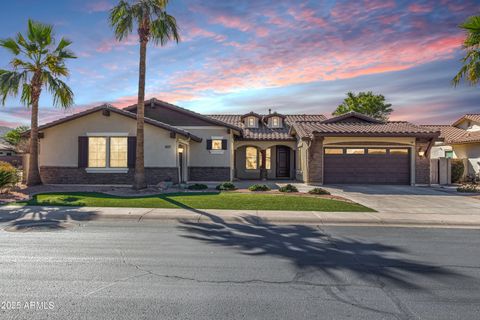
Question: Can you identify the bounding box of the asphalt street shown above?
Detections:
[1,216,480,320]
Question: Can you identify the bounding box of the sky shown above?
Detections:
[0,0,479,128]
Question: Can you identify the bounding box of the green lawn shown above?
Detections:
[15,192,374,212]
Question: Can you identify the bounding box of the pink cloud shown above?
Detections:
[86,1,113,13]
[184,27,227,42]
[288,7,327,28]
[210,14,269,37]
[408,3,433,13]
[363,0,396,11]
[96,35,138,53]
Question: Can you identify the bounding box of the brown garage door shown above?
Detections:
[324,147,411,185]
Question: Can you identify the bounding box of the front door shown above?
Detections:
[276,146,290,178]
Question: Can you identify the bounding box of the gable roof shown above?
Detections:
[322,111,385,124]
[240,111,262,120]
[292,121,440,139]
[208,114,327,140]
[452,114,480,127]
[422,125,480,144]
[27,104,202,142]
[263,112,286,120]
[124,98,241,132]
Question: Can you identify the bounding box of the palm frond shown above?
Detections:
[27,19,53,48]
[45,72,74,109]
[0,38,21,55]
[150,12,180,45]
[0,70,28,105]
[110,0,134,41]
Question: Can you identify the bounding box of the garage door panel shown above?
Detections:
[324,147,411,185]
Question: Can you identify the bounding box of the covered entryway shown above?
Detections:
[324,147,411,185]
[276,146,290,178]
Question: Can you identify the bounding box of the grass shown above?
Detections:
[13,192,374,212]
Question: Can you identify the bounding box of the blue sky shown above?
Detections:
[0,0,478,127]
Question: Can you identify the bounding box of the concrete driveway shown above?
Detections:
[324,185,480,214]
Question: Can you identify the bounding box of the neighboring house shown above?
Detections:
[425,114,480,177]
[29,98,440,185]
[0,140,16,157]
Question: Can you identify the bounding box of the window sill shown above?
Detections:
[209,150,225,155]
[85,168,129,174]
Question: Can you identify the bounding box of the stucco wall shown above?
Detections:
[430,144,453,159]
[452,144,480,174]
[39,111,178,167]
[179,127,232,167]
[456,119,480,132]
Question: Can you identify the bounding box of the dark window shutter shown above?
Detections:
[221,139,228,150]
[78,136,88,168]
[206,139,212,150]
[128,137,136,168]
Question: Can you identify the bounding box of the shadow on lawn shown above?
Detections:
[0,206,98,231]
[170,198,468,289]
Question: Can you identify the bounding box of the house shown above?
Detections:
[0,141,16,157]
[29,98,440,185]
[425,114,480,177]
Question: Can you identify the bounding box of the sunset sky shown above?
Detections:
[0,0,478,128]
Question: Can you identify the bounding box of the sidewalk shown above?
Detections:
[2,205,480,229]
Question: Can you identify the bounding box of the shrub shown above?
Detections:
[451,160,465,183]
[279,184,298,193]
[457,184,479,193]
[187,183,208,190]
[308,187,331,195]
[248,184,271,192]
[0,161,18,193]
[216,182,237,191]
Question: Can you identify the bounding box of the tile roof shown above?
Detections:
[292,121,440,139]
[452,114,480,127]
[422,125,480,144]
[0,141,15,151]
[207,114,326,140]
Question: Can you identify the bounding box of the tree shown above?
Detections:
[0,20,76,186]
[110,0,180,190]
[3,126,30,152]
[332,91,393,121]
[453,15,480,86]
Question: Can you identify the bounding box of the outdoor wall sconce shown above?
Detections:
[418,149,425,157]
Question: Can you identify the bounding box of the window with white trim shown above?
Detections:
[212,139,222,150]
[247,117,256,128]
[88,137,128,168]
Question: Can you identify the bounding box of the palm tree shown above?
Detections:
[453,15,480,86]
[110,0,180,189]
[0,19,76,186]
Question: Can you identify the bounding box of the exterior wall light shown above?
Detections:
[418,149,425,157]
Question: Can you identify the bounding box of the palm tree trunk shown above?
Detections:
[27,79,42,186]
[133,38,148,190]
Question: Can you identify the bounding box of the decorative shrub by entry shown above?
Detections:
[308,187,331,195]
[451,160,465,183]
[187,183,208,190]
[457,184,479,193]
[248,184,271,192]
[216,182,237,191]
[279,184,299,193]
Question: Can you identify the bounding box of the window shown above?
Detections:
[368,148,387,155]
[390,148,409,155]
[325,148,344,155]
[265,148,271,170]
[260,148,272,169]
[272,117,280,127]
[212,139,222,150]
[445,150,454,159]
[110,137,128,168]
[247,117,256,128]
[88,137,107,168]
[346,148,365,155]
[246,147,258,169]
[88,137,128,168]
[6,152,12,156]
